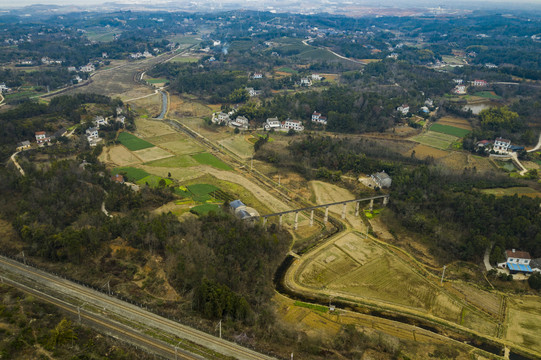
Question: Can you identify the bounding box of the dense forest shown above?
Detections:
[390,166,541,262]
[0,158,290,324]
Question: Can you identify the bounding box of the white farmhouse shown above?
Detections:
[311,111,327,125]
[397,104,409,115]
[498,249,533,274]
[282,119,304,132]
[494,137,511,152]
[230,116,249,129]
[265,117,281,131]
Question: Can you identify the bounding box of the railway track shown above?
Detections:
[0,255,277,360]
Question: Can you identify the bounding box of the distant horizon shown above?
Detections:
[2,0,541,11]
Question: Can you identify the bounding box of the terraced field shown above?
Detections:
[412,131,458,150]
[297,232,500,335]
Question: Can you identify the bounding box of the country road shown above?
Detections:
[0,255,277,360]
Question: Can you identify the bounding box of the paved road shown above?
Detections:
[527,132,541,153]
[0,255,277,360]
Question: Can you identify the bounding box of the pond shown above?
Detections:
[462,101,500,115]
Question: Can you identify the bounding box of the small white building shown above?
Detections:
[397,104,409,115]
[311,74,322,81]
[230,115,249,129]
[265,117,281,131]
[115,116,126,126]
[79,64,95,73]
[311,111,327,125]
[212,112,230,124]
[300,78,312,87]
[86,127,99,139]
[282,119,304,132]
[472,79,488,87]
[371,171,392,188]
[0,83,10,93]
[252,73,263,79]
[93,116,108,128]
[498,249,533,274]
[245,87,261,97]
[453,85,467,95]
[494,137,511,152]
[35,131,51,144]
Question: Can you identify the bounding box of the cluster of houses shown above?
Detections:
[264,117,304,132]
[452,79,488,94]
[129,51,153,59]
[86,113,126,146]
[311,111,327,125]
[476,137,524,154]
[212,112,250,130]
[16,128,68,151]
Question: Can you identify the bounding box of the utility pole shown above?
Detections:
[219,319,222,338]
[175,340,181,360]
[250,158,253,171]
[441,265,447,285]
[278,175,281,186]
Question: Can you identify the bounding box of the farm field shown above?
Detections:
[190,203,222,215]
[159,140,205,156]
[134,118,176,138]
[137,175,173,187]
[437,116,473,130]
[474,91,502,100]
[100,145,141,166]
[191,152,233,170]
[145,155,198,168]
[117,132,155,151]
[412,131,458,150]
[430,123,470,137]
[297,232,500,335]
[218,135,254,159]
[480,187,541,198]
[112,166,150,181]
[145,78,168,84]
[132,146,173,162]
[406,144,449,159]
[506,297,541,355]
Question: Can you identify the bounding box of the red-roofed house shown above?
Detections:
[111,174,125,183]
[35,131,50,144]
[498,249,533,274]
[472,79,488,87]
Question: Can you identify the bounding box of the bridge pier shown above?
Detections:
[279,215,283,229]
[324,207,329,223]
[383,196,389,206]
[310,210,314,226]
[342,203,347,219]
[294,212,299,230]
[262,217,267,228]
[369,199,374,211]
[355,201,359,216]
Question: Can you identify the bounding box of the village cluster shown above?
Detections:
[15,109,126,152]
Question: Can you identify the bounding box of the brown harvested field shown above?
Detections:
[99,145,142,166]
[132,147,174,162]
[130,93,162,117]
[405,144,449,159]
[437,116,473,130]
[145,132,186,144]
[436,151,469,169]
[158,140,205,155]
[169,95,212,117]
[134,118,176,138]
[450,283,502,318]
[297,232,499,335]
[139,164,204,182]
[310,180,366,230]
[506,297,541,355]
